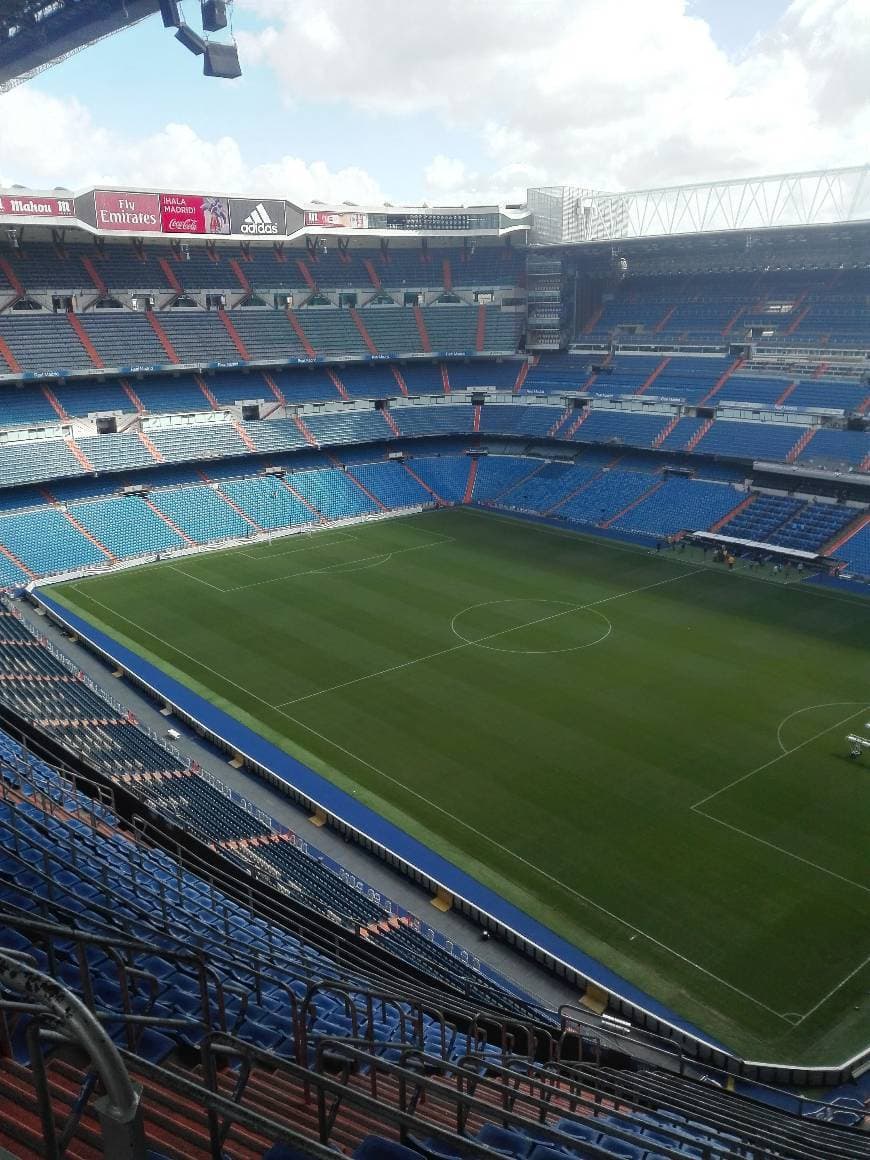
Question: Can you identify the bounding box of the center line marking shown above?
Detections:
[276,568,702,708]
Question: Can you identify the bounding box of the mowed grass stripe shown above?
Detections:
[47,508,870,1064]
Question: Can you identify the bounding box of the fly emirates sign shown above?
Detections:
[94,191,161,233]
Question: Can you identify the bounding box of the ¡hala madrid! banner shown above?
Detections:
[93,190,232,234]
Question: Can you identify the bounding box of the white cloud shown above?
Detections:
[424,155,467,193]
[1,0,868,206]
[238,0,870,196]
[0,86,385,204]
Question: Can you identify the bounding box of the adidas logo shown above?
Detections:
[240,202,278,235]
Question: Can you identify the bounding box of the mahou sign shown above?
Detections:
[160,192,230,235]
[0,194,74,217]
[94,190,161,233]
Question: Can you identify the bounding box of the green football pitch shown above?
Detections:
[46,507,870,1065]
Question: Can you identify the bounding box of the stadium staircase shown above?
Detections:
[158,257,183,293]
[652,415,680,448]
[382,409,402,437]
[229,256,252,294]
[774,380,798,405]
[214,484,264,532]
[581,305,604,333]
[600,478,665,528]
[65,438,95,472]
[709,493,755,532]
[403,462,445,504]
[513,360,530,393]
[684,418,713,452]
[0,256,25,299]
[293,413,318,446]
[328,368,351,400]
[287,308,317,356]
[720,306,745,336]
[787,427,816,462]
[564,410,590,438]
[80,254,108,297]
[542,459,614,516]
[463,457,479,503]
[143,497,195,544]
[0,334,22,374]
[296,257,317,290]
[475,305,487,351]
[193,374,219,409]
[824,510,870,556]
[698,357,745,405]
[66,312,105,368]
[363,257,382,290]
[145,310,180,363]
[350,308,379,355]
[217,307,251,359]
[120,379,146,413]
[413,306,432,353]
[635,356,671,394]
[547,406,573,438]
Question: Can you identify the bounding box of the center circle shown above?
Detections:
[450,598,612,655]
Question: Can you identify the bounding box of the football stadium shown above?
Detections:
[0,2,868,1157]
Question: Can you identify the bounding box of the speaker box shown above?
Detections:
[159,0,181,27]
[201,0,228,31]
[204,41,242,78]
[175,23,207,54]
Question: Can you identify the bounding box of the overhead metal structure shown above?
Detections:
[528,165,870,245]
[0,0,160,92]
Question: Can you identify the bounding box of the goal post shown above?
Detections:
[846,734,870,760]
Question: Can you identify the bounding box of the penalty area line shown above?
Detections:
[271,701,792,1024]
[793,953,870,1026]
[691,703,870,811]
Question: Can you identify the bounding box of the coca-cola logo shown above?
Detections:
[159,192,229,235]
[165,217,199,232]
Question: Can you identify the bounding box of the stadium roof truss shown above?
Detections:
[0,0,160,91]
[528,165,870,244]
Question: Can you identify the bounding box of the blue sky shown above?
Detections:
[2,1,867,204]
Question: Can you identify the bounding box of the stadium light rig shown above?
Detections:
[160,0,241,78]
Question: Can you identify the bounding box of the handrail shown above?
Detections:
[0,952,145,1160]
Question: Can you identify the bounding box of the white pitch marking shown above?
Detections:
[775,701,867,754]
[276,568,701,709]
[167,566,227,592]
[68,564,788,1021]
[222,538,453,593]
[793,953,870,1026]
[238,530,360,560]
[450,598,612,655]
[271,702,792,1023]
[691,703,870,812]
[692,811,870,895]
[469,507,870,610]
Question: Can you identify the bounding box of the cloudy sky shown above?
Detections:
[1,0,868,204]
